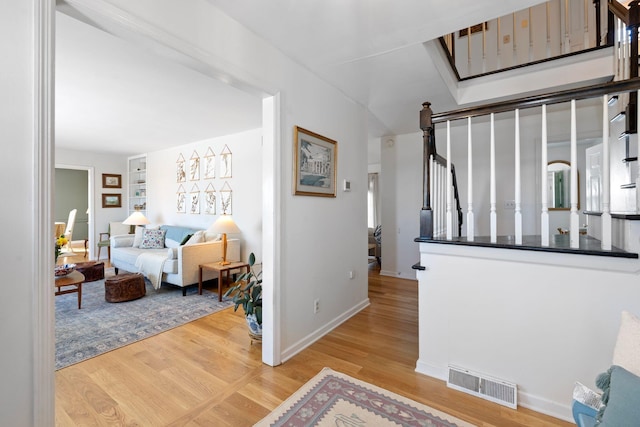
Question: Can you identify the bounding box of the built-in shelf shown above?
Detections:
[128,154,147,216]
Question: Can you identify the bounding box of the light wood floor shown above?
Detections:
[55,263,574,426]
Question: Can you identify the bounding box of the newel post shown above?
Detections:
[420,102,435,238]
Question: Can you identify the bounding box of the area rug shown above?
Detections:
[55,269,233,370]
[255,368,476,426]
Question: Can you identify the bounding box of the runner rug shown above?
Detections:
[55,268,233,370]
[255,368,476,427]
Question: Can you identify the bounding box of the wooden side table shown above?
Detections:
[55,270,85,309]
[199,261,250,301]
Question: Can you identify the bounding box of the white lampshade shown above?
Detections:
[123,211,150,226]
[210,215,240,265]
[210,215,241,234]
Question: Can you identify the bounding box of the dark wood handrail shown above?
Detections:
[609,0,629,24]
[430,77,640,124]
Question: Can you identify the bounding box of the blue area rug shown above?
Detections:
[55,270,232,370]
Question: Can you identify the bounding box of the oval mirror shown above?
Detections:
[547,160,579,210]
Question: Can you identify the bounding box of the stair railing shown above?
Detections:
[419,77,640,252]
[420,103,463,239]
[440,0,613,80]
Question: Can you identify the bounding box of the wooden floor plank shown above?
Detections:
[55,264,574,426]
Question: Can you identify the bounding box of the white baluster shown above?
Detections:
[482,23,487,74]
[541,104,549,246]
[490,113,497,243]
[467,117,475,241]
[429,155,434,235]
[584,0,589,49]
[515,109,522,244]
[602,94,612,250]
[513,12,518,65]
[637,90,640,214]
[497,17,502,69]
[564,0,570,54]
[570,100,580,248]
[467,27,472,76]
[529,8,534,62]
[446,121,452,240]
[546,2,551,58]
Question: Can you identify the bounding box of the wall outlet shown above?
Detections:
[314,298,320,314]
[348,270,354,279]
[504,200,516,209]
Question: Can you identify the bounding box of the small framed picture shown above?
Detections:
[102,173,122,189]
[102,193,122,208]
[293,126,337,197]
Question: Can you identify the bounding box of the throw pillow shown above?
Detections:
[595,365,640,426]
[166,247,178,260]
[132,226,145,248]
[139,229,166,249]
[185,230,205,246]
[204,230,221,242]
[612,311,640,378]
[180,233,193,245]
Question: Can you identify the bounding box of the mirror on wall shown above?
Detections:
[547,160,579,210]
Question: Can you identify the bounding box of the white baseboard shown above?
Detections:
[380,270,416,280]
[280,298,370,363]
[415,359,573,423]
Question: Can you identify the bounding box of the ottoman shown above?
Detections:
[105,273,146,302]
[74,261,104,282]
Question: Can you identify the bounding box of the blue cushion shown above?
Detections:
[596,365,640,426]
[159,225,200,245]
[572,401,597,427]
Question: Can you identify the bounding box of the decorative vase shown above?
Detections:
[245,313,262,339]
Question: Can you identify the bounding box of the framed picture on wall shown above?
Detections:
[293,126,337,197]
[102,193,122,208]
[102,173,122,188]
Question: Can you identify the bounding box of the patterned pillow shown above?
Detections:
[139,229,166,249]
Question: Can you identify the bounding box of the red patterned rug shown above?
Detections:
[255,368,476,426]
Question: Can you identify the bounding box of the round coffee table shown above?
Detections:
[55,270,85,309]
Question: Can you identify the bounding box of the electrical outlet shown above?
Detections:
[348,271,354,279]
[504,200,516,209]
[314,298,320,314]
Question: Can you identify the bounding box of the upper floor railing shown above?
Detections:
[419,77,640,253]
[440,0,616,80]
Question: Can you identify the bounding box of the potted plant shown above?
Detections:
[224,252,262,339]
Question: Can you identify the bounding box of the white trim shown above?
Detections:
[415,361,573,423]
[34,0,55,425]
[262,94,281,366]
[280,299,370,363]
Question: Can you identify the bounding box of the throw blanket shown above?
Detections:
[135,252,167,290]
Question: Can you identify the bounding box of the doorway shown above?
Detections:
[54,166,92,257]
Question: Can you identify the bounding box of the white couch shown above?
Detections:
[110,224,240,295]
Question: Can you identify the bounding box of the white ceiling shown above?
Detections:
[55,12,263,155]
[56,0,543,155]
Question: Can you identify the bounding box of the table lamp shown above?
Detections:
[123,211,150,226]
[210,215,240,265]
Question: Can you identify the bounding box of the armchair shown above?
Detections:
[97,221,132,260]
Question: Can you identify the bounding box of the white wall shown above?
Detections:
[416,243,640,421]
[146,129,262,261]
[1,2,49,424]
[55,148,129,259]
[89,0,370,361]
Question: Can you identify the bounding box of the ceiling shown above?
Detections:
[56,0,544,155]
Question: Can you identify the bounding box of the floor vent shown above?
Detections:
[447,365,517,409]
